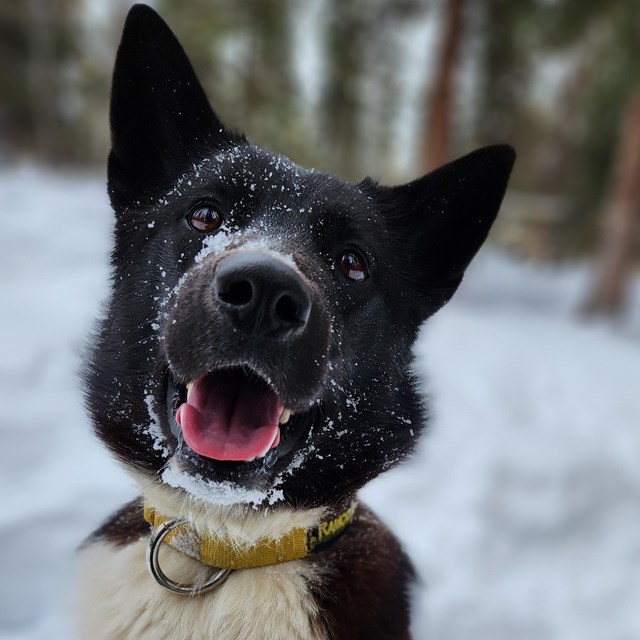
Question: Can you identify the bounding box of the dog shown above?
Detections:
[76,4,514,639]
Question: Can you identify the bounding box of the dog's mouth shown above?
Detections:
[166,367,308,468]
[175,369,291,462]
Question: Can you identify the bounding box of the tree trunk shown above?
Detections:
[320,1,364,179]
[583,88,640,316]
[421,0,465,172]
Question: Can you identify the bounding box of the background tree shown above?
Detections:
[0,0,81,162]
[472,0,537,148]
[320,0,427,179]
[421,0,465,171]
[583,89,640,314]
[536,0,640,313]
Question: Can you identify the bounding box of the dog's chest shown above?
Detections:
[76,538,327,640]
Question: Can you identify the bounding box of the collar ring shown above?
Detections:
[147,519,232,595]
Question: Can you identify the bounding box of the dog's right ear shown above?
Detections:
[108,4,240,210]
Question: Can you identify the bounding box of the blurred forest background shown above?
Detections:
[2,4,640,637]
[1,0,639,316]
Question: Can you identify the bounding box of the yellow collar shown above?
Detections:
[143,501,357,571]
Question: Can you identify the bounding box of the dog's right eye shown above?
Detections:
[186,205,223,233]
[337,249,369,282]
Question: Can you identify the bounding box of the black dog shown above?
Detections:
[76,5,514,639]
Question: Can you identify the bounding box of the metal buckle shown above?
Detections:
[147,519,231,596]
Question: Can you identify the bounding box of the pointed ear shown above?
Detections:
[108,4,241,210]
[379,145,515,314]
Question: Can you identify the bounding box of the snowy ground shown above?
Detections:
[1,166,639,639]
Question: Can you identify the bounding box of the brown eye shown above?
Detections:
[337,249,369,282]
[187,205,223,233]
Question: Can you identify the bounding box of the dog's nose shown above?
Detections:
[212,252,312,337]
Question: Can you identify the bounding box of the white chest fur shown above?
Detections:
[76,538,327,640]
[76,482,330,640]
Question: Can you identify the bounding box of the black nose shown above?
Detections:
[212,251,312,337]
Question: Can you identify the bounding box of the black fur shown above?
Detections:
[83,498,147,548]
[309,505,416,639]
[85,4,514,637]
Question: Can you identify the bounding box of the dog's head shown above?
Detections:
[86,5,514,509]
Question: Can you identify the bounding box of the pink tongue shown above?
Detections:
[176,371,282,461]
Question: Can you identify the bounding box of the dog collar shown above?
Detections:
[144,501,356,595]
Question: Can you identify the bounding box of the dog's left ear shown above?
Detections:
[376,145,515,315]
[108,5,241,210]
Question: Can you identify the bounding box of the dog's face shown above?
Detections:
[86,6,514,508]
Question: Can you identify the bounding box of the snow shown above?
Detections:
[2,166,639,639]
[161,463,276,508]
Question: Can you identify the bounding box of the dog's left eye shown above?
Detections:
[337,249,369,282]
[186,205,223,233]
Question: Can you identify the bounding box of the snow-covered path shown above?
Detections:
[1,167,639,639]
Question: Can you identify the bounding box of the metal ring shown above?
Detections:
[147,519,231,596]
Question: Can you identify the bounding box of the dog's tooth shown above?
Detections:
[186,381,193,400]
[279,408,292,425]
